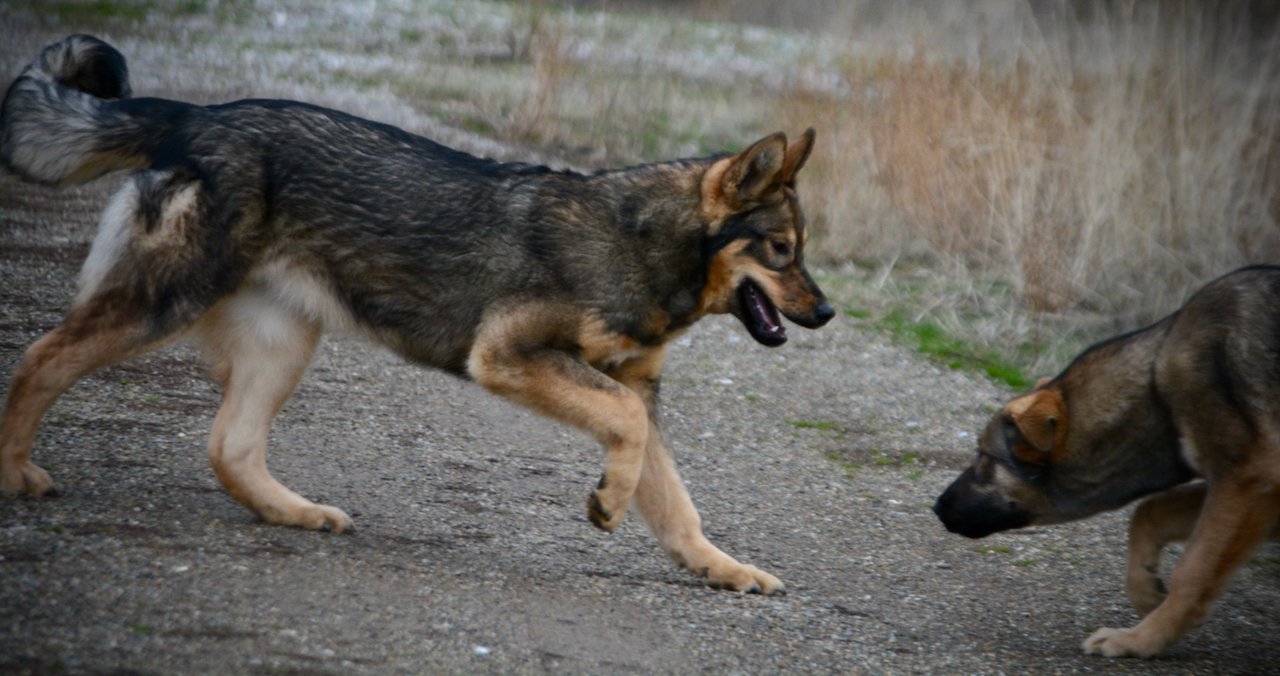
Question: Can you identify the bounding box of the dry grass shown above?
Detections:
[776,1,1280,370]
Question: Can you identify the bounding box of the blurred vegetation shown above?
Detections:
[6,0,1277,387]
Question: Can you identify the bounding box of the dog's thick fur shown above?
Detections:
[934,265,1280,656]
[0,35,834,593]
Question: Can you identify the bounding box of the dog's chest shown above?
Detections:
[1178,437,1207,476]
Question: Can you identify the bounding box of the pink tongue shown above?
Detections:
[742,281,786,344]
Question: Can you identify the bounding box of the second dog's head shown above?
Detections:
[933,387,1069,538]
[934,370,1193,539]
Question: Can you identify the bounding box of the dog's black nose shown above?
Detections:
[813,302,835,325]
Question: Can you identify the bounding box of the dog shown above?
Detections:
[0,35,834,594]
[934,264,1280,657]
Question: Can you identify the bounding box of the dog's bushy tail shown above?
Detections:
[1,35,163,186]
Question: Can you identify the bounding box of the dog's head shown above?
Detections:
[934,346,1199,539]
[933,388,1069,538]
[697,129,833,346]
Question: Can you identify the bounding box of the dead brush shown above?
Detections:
[782,3,1280,329]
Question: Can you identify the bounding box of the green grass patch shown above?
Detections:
[974,545,1012,555]
[825,452,860,479]
[870,451,919,468]
[52,0,152,23]
[787,420,841,432]
[50,0,215,23]
[880,309,1032,389]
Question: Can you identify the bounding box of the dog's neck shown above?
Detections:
[1048,320,1195,518]
[516,159,718,345]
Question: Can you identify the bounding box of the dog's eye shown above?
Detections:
[770,240,792,258]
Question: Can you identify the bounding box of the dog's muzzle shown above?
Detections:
[933,469,1032,539]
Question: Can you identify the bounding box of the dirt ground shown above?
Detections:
[1,3,1277,674]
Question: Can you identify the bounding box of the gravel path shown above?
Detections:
[2,10,1278,676]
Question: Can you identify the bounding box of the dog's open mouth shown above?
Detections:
[735,280,787,347]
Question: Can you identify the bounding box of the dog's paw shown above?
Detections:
[586,490,626,532]
[267,503,353,533]
[586,473,631,532]
[696,561,785,595]
[308,504,354,533]
[0,461,55,498]
[1082,626,1163,658]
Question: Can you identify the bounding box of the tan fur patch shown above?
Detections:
[1005,388,1068,462]
[578,313,649,372]
[698,156,736,231]
[698,240,752,313]
[1,293,151,496]
[143,181,199,246]
[196,299,350,531]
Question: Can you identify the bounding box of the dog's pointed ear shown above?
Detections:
[1003,389,1066,465]
[781,128,815,185]
[699,133,789,230]
[721,132,787,208]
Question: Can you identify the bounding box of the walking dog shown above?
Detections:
[0,35,834,593]
[934,265,1280,657]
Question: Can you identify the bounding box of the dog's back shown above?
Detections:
[1155,264,1280,475]
[1,36,715,372]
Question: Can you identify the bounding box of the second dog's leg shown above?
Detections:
[1085,471,1280,657]
[1126,483,1206,616]
[200,298,351,532]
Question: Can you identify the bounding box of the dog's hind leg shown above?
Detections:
[3,169,246,498]
[0,297,157,496]
[1125,482,1206,617]
[610,357,784,595]
[197,292,351,532]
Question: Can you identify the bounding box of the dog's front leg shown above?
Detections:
[469,317,648,532]
[1125,483,1206,616]
[1085,473,1280,658]
[611,357,784,595]
[634,421,784,594]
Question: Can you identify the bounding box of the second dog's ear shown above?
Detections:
[1003,389,1066,464]
[781,128,815,185]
